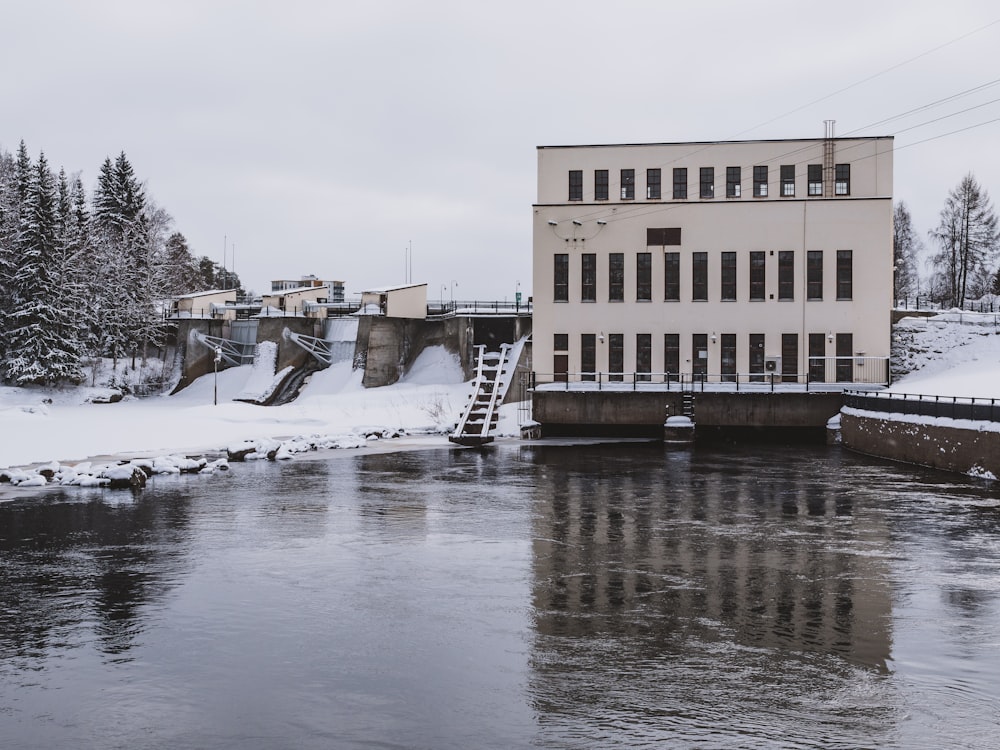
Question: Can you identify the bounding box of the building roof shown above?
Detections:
[537,135,894,150]
[361,283,428,294]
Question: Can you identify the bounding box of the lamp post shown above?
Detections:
[214,347,222,406]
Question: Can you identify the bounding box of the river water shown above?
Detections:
[2,440,999,749]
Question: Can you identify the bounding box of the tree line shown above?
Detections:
[894,173,1000,308]
[0,141,241,385]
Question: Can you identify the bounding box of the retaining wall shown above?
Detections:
[841,411,1000,477]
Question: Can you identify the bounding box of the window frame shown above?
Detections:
[778,250,794,300]
[720,251,737,301]
[664,252,680,302]
[621,169,635,200]
[594,169,609,201]
[700,167,714,199]
[581,333,596,381]
[636,252,652,301]
[780,165,795,197]
[636,333,652,382]
[609,252,624,302]
[692,251,708,301]
[753,165,768,197]
[673,167,688,199]
[807,250,823,300]
[646,168,661,200]
[726,166,741,198]
[554,254,569,302]
[664,333,680,381]
[835,164,850,195]
[581,253,596,302]
[836,250,853,299]
[720,333,737,382]
[608,334,624,382]
[568,170,583,201]
[749,251,766,300]
[807,164,823,196]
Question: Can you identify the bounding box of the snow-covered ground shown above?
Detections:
[1,345,522,472]
[889,311,1000,399]
[2,313,998,477]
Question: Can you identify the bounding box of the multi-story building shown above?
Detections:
[271,275,345,303]
[531,134,893,388]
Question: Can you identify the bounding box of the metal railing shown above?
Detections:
[843,390,1000,423]
[531,358,890,392]
[895,296,999,313]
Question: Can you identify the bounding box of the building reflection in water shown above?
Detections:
[526,442,895,742]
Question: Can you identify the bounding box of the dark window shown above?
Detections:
[781,333,798,383]
[749,251,766,300]
[554,354,568,382]
[673,168,687,199]
[647,227,681,246]
[721,251,736,301]
[581,334,596,381]
[778,251,794,300]
[692,252,708,301]
[835,164,850,195]
[837,250,853,299]
[726,166,741,198]
[646,168,661,200]
[749,333,765,382]
[636,252,652,301]
[664,252,680,301]
[609,253,624,301]
[807,250,823,300]
[595,169,609,201]
[569,170,583,201]
[780,165,795,197]
[664,334,680,380]
[836,333,853,382]
[554,254,568,302]
[581,253,596,302]
[700,167,714,198]
[753,165,768,197]
[692,333,708,378]
[636,334,651,381]
[808,333,826,382]
[721,334,736,382]
[808,164,823,196]
[554,333,568,351]
[621,169,635,200]
[609,334,624,381]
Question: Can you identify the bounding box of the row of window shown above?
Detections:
[552,332,855,382]
[568,164,851,201]
[553,250,853,303]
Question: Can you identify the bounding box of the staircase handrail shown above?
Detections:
[477,344,511,439]
[451,345,488,440]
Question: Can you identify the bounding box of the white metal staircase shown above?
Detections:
[449,344,513,446]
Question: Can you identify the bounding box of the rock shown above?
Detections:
[104,465,147,489]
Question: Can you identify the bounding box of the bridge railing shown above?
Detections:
[843,390,1000,423]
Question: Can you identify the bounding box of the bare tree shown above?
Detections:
[893,201,921,304]
[929,173,1000,308]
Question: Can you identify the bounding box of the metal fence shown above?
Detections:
[843,390,1000,423]
[531,358,890,392]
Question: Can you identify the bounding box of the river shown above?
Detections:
[2,440,999,749]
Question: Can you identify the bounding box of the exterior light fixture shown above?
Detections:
[710,333,717,343]
[827,331,834,343]
[597,219,607,225]
[572,220,583,226]
[547,220,558,226]
[598,332,605,344]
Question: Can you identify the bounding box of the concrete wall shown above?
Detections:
[532,390,843,430]
[841,412,1000,477]
[173,319,233,392]
[256,317,321,372]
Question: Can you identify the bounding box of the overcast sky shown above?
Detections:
[3,1,999,300]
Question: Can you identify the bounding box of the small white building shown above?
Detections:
[359,283,428,319]
[170,289,239,320]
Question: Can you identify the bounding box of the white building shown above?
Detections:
[531,134,894,386]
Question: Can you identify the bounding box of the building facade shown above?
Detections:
[531,136,894,386]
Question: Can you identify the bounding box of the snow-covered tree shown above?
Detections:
[928,174,1000,308]
[159,232,206,296]
[2,152,85,384]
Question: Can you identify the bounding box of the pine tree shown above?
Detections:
[2,153,84,384]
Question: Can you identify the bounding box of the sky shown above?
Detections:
[3,1,999,300]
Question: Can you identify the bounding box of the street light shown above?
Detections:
[214,347,222,405]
